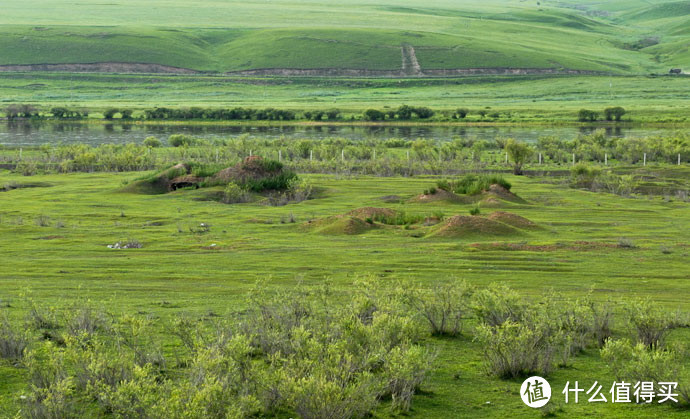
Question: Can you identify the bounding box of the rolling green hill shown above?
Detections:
[0,0,687,74]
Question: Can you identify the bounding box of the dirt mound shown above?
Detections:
[479,196,503,207]
[305,216,375,235]
[213,156,283,184]
[347,207,397,219]
[487,211,540,230]
[483,184,526,203]
[411,189,468,203]
[169,175,203,191]
[428,215,520,238]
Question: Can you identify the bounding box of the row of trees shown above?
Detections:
[578,107,627,122]
[4,104,629,122]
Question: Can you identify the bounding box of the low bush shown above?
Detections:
[223,182,252,204]
[143,136,162,148]
[624,299,676,349]
[404,281,471,336]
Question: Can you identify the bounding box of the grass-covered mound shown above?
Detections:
[307,215,376,235]
[427,215,521,239]
[122,157,297,196]
[487,211,541,230]
[416,174,526,206]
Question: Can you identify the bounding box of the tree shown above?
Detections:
[455,108,469,119]
[50,107,69,119]
[413,106,434,119]
[505,138,533,175]
[326,109,340,120]
[120,109,133,119]
[604,107,626,121]
[363,109,385,121]
[578,109,598,122]
[478,110,487,119]
[104,108,119,120]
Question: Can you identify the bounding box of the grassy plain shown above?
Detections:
[1,73,689,123]
[0,166,689,417]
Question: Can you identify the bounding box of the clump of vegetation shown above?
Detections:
[505,138,533,175]
[222,182,252,204]
[578,109,599,122]
[142,136,162,148]
[624,299,677,349]
[437,174,511,195]
[601,339,690,404]
[403,281,472,336]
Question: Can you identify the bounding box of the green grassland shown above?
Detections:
[0,165,689,417]
[1,73,689,122]
[0,0,688,73]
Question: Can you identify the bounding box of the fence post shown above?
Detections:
[279,150,282,161]
[679,153,682,166]
[643,153,646,166]
[406,150,410,160]
[215,149,219,162]
[505,152,508,164]
[572,153,575,165]
[310,150,313,161]
[373,149,376,160]
[341,149,344,162]
[605,153,608,165]
[538,153,542,165]
[19,148,23,160]
[249,150,252,157]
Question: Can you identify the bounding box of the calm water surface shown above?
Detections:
[0,121,674,146]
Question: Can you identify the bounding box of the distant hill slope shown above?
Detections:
[0,0,687,75]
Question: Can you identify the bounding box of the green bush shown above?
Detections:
[223,182,252,204]
[624,299,676,349]
[143,137,162,148]
[404,281,471,336]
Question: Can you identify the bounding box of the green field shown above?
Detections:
[1,163,689,417]
[1,73,689,123]
[0,0,688,73]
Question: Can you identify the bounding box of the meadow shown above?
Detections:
[1,142,689,417]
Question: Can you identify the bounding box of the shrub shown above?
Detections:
[505,138,533,175]
[604,106,626,121]
[469,206,481,216]
[168,134,198,147]
[223,182,252,204]
[475,320,559,378]
[383,345,435,413]
[103,108,118,120]
[404,281,471,336]
[143,137,162,148]
[578,109,598,122]
[601,339,689,403]
[454,108,468,119]
[0,314,29,360]
[624,299,675,349]
[363,109,385,121]
[472,284,526,326]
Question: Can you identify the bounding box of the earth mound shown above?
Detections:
[482,184,526,203]
[411,189,468,203]
[347,207,398,219]
[305,216,375,235]
[213,156,284,185]
[428,215,520,238]
[487,211,540,230]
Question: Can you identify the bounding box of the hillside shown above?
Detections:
[0,0,688,75]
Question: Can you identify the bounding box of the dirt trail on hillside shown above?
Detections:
[401,44,423,76]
